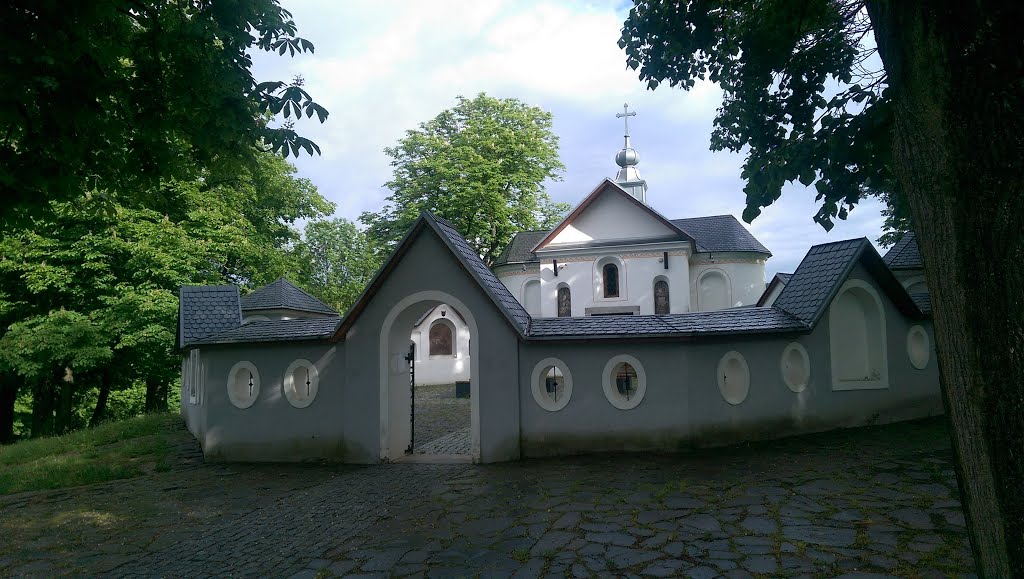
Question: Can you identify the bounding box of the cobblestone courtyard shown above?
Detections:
[413,383,471,455]
[0,417,974,577]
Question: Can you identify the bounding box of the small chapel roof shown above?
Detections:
[191,317,339,346]
[528,307,807,340]
[882,232,923,270]
[240,277,338,316]
[178,285,242,347]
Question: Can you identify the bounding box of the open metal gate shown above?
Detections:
[404,343,415,454]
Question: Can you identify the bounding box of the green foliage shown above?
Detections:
[0,312,111,380]
[619,0,896,232]
[292,218,382,314]
[361,93,569,265]
[0,413,175,494]
[0,0,328,225]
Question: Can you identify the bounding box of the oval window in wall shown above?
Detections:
[283,359,320,408]
[780,343,810,393]
[530,358,573,412]
[907,325,930,370]
[227,361,260,409]
[717,351,750,405]
[602,354,647,410]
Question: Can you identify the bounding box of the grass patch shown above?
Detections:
[0,413,177,495]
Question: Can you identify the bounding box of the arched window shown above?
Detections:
[654,279,670,315]
[603,263,619,298]
[429,321,454,356]
[557,286,571,317]
[829,280,888,390]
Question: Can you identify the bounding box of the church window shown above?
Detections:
[283,359,319,408]
[717,351,750,405]
[654,279,670,314]
[603,263,620,298]
[227,361,260,409]
[531,357,573,412]
[557,286,571,317]
[829,279,888,390]
[907,325,930,370]
[429,320,455,357]
[602,354,647,410]
[780,343,810,393]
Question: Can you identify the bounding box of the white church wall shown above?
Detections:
[761,281,786,307]
[689,255,767,311]
[494,268,541,316]
[546,192,677,246]
[410,304,471,385]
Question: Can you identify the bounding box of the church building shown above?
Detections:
[177,106,939,464]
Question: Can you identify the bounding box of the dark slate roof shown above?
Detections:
[178,286,242,347]
[528,307,807,339]
[776,273,793,285]
[240,277,338,315]
[882,232,923,270]
[910,292,931,315]
[492,230,548,266]
[193,317,340,346]
[670,215,771,255]
[429,214,531,334]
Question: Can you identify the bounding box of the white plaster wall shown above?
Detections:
[495,268,541,316]
[761,282,785,307]
[538,251,691,317]
[689,255,768,311]
[409,304,471,385]
[547,193,676,246]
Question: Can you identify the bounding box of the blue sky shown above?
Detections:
[251,0,887,279]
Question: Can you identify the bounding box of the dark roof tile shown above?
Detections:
[240,278,338,315]
[179,286,242,347]
[882,232,923,269]
[528,307,807,339]
[193,317,340,346]
[670,215,771,255]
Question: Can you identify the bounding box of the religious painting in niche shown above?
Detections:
[429,322,454,356]
[603,263,619,298]
[654,280,670,314]
[543,366,564,402]
[613,362,638,399]
[557,286,571,317]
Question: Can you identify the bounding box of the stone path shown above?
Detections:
[0,418,975,577]
[413,383,470,455]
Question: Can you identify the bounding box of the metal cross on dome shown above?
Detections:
[616,103,636,138]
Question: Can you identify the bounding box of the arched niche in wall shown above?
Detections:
[594,256,627,300]
[523,279,541,317]
[283,359,320,408]
[717,351,750,405]
[780,343,810,393]
[653,276,670,315]
[227,361,260,409]
[428,318,457,357]
[697,269,731,312]
[907,325,930,370]
[557,283,572,317]
[829,279,888,390]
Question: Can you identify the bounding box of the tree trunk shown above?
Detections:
[144,376,167,413]
[90,380,111,427]
[55,377,75,434]
[0,374,18,444]
[867,1,1024,574]
[30,380,55,438]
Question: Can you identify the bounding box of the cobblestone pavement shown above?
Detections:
[0,418,974,577]
[414,383,470,454]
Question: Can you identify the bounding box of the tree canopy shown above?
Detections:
[291,218,381,314]
[361,93,569,265]
[0,0,328,225]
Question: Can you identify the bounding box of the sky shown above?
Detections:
[251,0,887,279]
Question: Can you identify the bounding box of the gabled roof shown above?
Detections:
[756,272,793,307]
[910,292,931,315]
[530,179,696,252]
[882,232,923,270]
[492,230,549,267]
[773,238,925,326]
[240,277,338,316]
[670,215,772,255]
[178,285,242,348]
[192,317,339,346]
[332,212,530,340]
[528,307,807,340]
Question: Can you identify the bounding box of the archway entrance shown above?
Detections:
[379,291,479,462]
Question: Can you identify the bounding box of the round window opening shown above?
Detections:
[530,358,573,412]
[781,343,810,393]
[227,361,260,409]
[907,325,930,370]
[602,355,647,410]
[717,351,750,405]
[283,359,320,408]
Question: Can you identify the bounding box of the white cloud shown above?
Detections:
[253,0,887,280]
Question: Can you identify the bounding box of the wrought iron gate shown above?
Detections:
[404,343,415,454]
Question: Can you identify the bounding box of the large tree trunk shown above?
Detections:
[0,374,18,444]
[30,380,55,438]
[868,1,1024,574]
[144,376,167,413]
[90,381,111,427]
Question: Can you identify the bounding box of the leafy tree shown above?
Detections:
[0,0,328,225]
[291,219,381,314]
[620,0,1024,572]
[361,93,569,265]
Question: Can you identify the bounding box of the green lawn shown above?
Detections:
[0,413,177,495]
